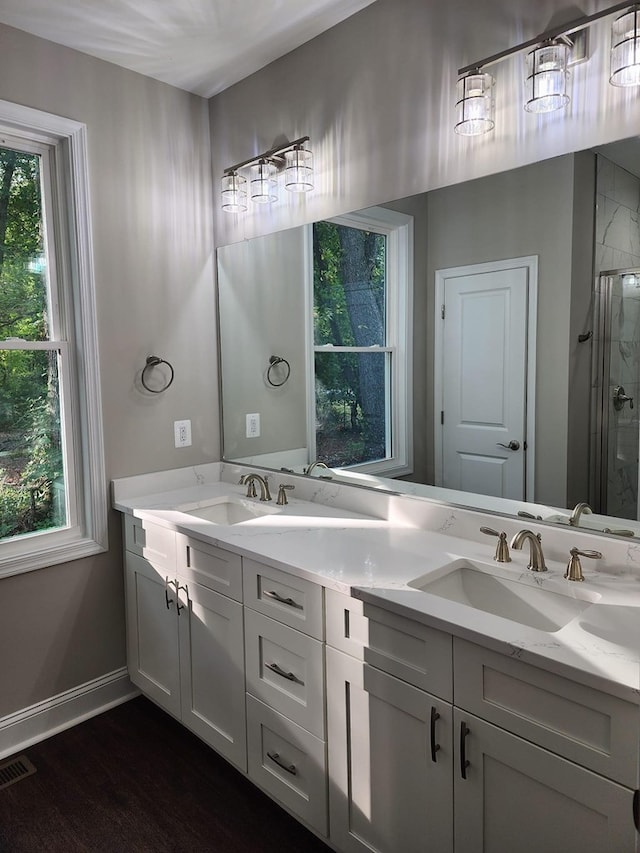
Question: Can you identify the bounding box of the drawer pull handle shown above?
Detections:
[267,751,297,776]
[264,590,303,609]
[633,789,639,832]
[460,721,470,780]
[430,706,441,763]
[265,662,304,685]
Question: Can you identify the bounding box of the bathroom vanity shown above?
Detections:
[112,463,640,853]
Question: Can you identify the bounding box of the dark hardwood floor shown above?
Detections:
[0,696,331,853]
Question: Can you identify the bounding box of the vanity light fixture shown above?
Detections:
[456,1,640,136]
[454,70,495,136]
[524,39,570,113]
[610,5,640,86]
[221,136,313,213]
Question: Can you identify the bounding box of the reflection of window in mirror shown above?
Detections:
[310,207,412,478]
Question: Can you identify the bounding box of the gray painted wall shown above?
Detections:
[0,24,216,718]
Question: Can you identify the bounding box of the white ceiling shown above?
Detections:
[0,0,377,98]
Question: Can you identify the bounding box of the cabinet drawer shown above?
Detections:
[176,534,242,601]
[454,638,640,788]
[325,588,370,659]
[363,603,453,701]
[245,608,325,738]
[243,558,323,639]
[124,515,176,570]
[246,695,328,838]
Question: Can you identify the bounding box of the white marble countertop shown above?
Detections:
[112,464,640,705]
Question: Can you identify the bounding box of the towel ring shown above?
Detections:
[141,355,174,393]
[267,355,291,387]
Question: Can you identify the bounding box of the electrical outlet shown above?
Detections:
[174,419,192,448]
[246,413,260,438]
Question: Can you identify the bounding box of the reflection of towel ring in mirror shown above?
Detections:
[141,355,174,393]
[267,355,291,387]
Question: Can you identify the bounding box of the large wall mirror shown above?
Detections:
[217,135,640,538]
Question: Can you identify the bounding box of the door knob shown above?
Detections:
[496,440,520,451]
[613,385,634,411]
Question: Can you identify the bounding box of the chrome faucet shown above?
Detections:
[569,502,592,527]
[304,460,330,476]
[242,473,272,502]
[510,529,547,572]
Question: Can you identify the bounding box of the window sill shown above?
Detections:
[0,534,108,579]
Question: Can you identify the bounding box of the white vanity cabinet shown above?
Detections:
[243,558,329,837]
[326,589,640,853]
[326,590,454,853]
[452,638,640,853]
[124,516,247,771]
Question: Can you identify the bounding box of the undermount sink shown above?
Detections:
[177,496,280,525]
[409,560,601,633]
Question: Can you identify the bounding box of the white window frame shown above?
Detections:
[0,100,107,577]
[306,207,413,478]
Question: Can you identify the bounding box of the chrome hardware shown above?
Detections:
[518,510,542,520]
[569,502,592,527]
[277,483,294,505]
[496,440,520,451]
[263,590,303,609]
[243,473,272,501]
[460,721,470,780]
[565,547,602,582]
[613,385,634,411]
[267,751,297,776]
[165,577,175,610]
[480,527,511,562]
[265,662,303,684]
[430,706,441,763]
[603,527,634,536]
[511,529,547,572]
[304,460,330,475]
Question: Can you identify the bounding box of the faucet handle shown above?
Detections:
[277,484,294,505]
[565,547,602,582]
[480,527,511,563]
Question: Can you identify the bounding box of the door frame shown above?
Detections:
[434,256,538,502]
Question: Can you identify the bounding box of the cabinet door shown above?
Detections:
[178,578,247,771]
[125,553,180,717]
[453,709,638,853]
[327,647,453,853]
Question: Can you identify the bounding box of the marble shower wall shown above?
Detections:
[595,156,640,519]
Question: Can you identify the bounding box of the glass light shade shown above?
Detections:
[524,41,570,113]
[610,8,640,87]
[250,160,277,203]
[284,145,314,192]
[221,172,247,213]
[454,72,495,136]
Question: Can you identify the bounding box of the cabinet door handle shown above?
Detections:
[264,590,303,609]
[460,721,470,780]
[430,706,441,763]
[267,751,297,776]
[176,583,188,615]
[633,789,639,832]
[265,662,304,685]
[165,577,176,610]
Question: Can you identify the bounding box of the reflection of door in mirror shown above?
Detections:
[596,270,640,521]
[434,258,537,502]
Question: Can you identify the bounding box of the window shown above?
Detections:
[0,101,106,576]
[309,207,412,477]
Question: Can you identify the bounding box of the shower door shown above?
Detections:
[595,269,640,520]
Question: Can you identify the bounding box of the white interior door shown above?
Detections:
[435,258,536,501]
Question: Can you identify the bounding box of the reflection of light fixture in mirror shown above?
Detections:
[524,40,570,113]
[610,6,640,86]
[284,144,314,192]
[250,160,277,204]
[622,272,640,287]
[220,171,247,213]
[454,71,495,135]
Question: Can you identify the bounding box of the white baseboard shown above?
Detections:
[0,667,139,759]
